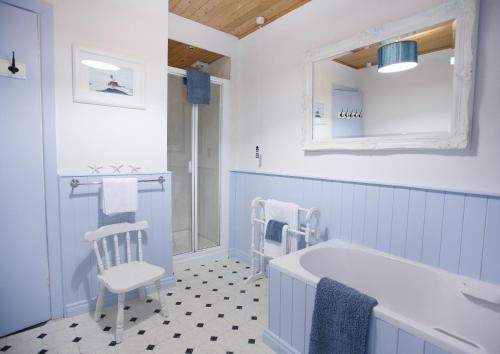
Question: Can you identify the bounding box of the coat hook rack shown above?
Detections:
[7,51,19,75]
[337,107,363,119]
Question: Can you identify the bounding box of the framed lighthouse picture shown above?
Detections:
[72,45,145,109]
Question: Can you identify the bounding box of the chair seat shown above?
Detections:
[98,261,165,293]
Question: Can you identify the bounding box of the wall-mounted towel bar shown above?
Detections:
[70,176,165,189]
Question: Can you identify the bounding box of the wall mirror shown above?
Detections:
[303,0,479,151]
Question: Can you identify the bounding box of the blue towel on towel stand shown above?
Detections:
[309,277,377,354]
[186,69,210,104]
[265,219,287,243]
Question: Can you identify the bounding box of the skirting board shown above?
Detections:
[64,275,175,318]
[228,248,251,265]
[173,247,229,273]
[263,328,301,354]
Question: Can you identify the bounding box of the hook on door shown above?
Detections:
[8,51,19,74]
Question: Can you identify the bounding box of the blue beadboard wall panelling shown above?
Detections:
[58,173,173,317]
[268,267,281,334]
[318,180,334,241]
[390,188,410,257]
[439,193,465,273]
[376,186,394,253]
[351,184,367,245]
[421,191,445,267]
[397,329,424,354]
[279,273,293,344]
[371,319,399,354]
[405,189,426,262]
[459,195,487,278]
[340,182,355,242]
[230,171,500,287]
[424,342,451,354]
[481,197,500,284]
[291,278,307,353]
[304,285,316,354]
[363,185,380,249]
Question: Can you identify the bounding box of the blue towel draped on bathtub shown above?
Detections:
[186,69,210,104]
[265,219,287,243]
[309,277,377,354]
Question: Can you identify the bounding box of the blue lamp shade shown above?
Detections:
[377,41,418,73]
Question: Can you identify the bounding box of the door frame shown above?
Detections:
[167,66,231,262]
[2,0,62,319]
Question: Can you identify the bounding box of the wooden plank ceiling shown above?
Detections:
[334,20,455,70]
[168,39,224,70]
[169,0,311,39]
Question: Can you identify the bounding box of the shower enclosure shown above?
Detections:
[168,70,222,255]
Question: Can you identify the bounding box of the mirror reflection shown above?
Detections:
[313,20,456,140]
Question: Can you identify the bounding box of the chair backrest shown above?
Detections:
[84,221,148,274]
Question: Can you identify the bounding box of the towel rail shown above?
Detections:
[246,197,321,284]
[70,176,165,188]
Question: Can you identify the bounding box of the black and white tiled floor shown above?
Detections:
[0,258,273,354]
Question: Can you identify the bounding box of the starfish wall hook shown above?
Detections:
[128,165,142,173]
[88,164,103,174]
[109,164,124,173]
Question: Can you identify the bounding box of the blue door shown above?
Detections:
[0,2,52,336]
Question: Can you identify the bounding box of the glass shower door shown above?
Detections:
[168,72,221,255]
[196,82,221,251]
[168,74,193,255]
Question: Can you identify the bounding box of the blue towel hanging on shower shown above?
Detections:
[186,69,210,105]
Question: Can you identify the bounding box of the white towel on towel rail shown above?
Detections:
[264,199,299,257]
[101,177,138,215]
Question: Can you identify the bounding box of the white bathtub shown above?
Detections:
[270,239,500,354]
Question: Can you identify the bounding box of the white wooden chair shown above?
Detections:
[84,221,168,343]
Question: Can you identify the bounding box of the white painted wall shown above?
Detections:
[48,0,169,175]
[231,0,500,195]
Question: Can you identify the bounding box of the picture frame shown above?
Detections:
[72,45,145,109]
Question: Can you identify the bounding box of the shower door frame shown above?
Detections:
[168,66,230,260]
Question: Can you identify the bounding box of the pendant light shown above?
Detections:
[377,40,418,73]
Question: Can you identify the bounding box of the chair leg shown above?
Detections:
[139,286,146,301]
[115,293,125,343]
[155,280,168,317]
[94,282,105,322]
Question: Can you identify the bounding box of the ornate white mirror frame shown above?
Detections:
[302,0,479,151]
